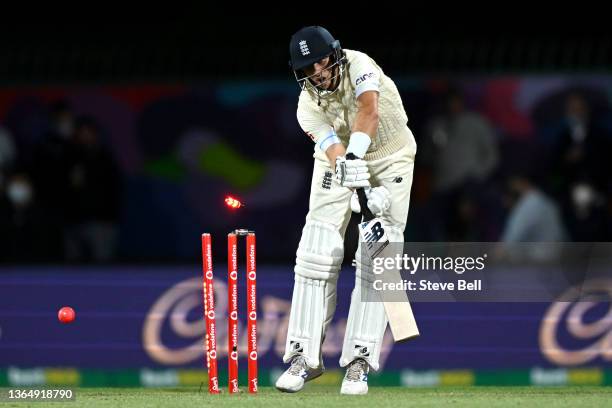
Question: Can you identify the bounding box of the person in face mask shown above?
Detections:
[0,171,63,262]
[548,92,612,241]
[564,180,609,241]
[6,174,33,210]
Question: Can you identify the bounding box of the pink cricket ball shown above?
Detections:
[58,306,76,324]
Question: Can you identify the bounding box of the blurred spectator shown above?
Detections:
[548,92,612,241]
[420,88,500,240]
[0,171,62,262]
[64,116,121,263]
[550,92,611,192]
[30,100,76,221]
[1,78,610,263]
[565,180,609,241]
[501,173,567,243]
[422,88,499,192]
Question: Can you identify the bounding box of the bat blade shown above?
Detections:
[383,297,420,342]
[359,217,420,342]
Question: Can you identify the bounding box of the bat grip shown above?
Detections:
[346,153,375,222]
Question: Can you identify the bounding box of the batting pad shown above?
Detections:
[283,275,338,369]
[294,220,344,280]
[284,220,343,368]
[340,226,404,371]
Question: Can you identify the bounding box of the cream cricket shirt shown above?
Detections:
[297,49,417,162]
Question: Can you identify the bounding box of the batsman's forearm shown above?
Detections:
[352,108,379,140]
[325,143,346,169]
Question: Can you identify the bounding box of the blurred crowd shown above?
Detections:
[1,86,611,265]
[0,101,121,263]
[410,88,612,243]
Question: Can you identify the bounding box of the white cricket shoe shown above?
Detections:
[275,355,324,393]
[340,358,369,395]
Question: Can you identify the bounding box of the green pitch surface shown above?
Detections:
[19,385,612,407]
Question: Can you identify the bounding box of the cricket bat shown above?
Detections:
[347,154,420,342]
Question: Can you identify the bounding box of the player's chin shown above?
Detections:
[318,81,332,91]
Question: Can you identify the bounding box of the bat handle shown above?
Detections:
[346,153,375,222]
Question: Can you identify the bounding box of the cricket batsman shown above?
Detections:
[275,26,417,395]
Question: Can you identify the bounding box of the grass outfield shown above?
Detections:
[14,385,612,407]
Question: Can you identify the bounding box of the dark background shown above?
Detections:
[0,9,611,265]
[2,8,612,81]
